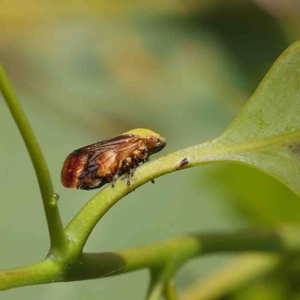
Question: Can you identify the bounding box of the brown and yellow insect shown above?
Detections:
[61,128,166,190]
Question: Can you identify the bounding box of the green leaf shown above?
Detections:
[232,279,288,300]
[212,41,300,196]
[206,163,300,224]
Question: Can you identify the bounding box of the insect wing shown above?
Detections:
[62,130,166,190]
[61,134,142,189]
[73,134,139,155]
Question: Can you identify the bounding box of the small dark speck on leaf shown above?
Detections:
[179,158,189,168]
[287,141,300,154]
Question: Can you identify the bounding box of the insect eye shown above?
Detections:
[146,134,158,147]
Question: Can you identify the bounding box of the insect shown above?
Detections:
[61,128,166,190]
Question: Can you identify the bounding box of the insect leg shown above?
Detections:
[129,167,135,176]
[126,173,131,185]
[111,173,119,188]
[133,149,148,161]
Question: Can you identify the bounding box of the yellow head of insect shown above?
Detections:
[123,128,166,154]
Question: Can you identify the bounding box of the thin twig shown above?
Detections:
[0,65,66,252]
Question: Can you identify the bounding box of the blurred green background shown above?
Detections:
[1,0,300,299]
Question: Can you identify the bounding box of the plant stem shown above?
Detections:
[180,254,280,300]
[1,227,300,291]
[65,227,299,282]
[163,280,179,300]
[0,65,66,253]
[147,267,177,300]
[0,260,62,291]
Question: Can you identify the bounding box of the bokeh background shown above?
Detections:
[1,1,300,299]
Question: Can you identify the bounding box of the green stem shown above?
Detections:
[0,65,66,252]
[180,254,280,300]
[0,260,62,291]
[65,227,300,282]
[147,267,177,300]
[163,280,179,300]
[1,227,300,291]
